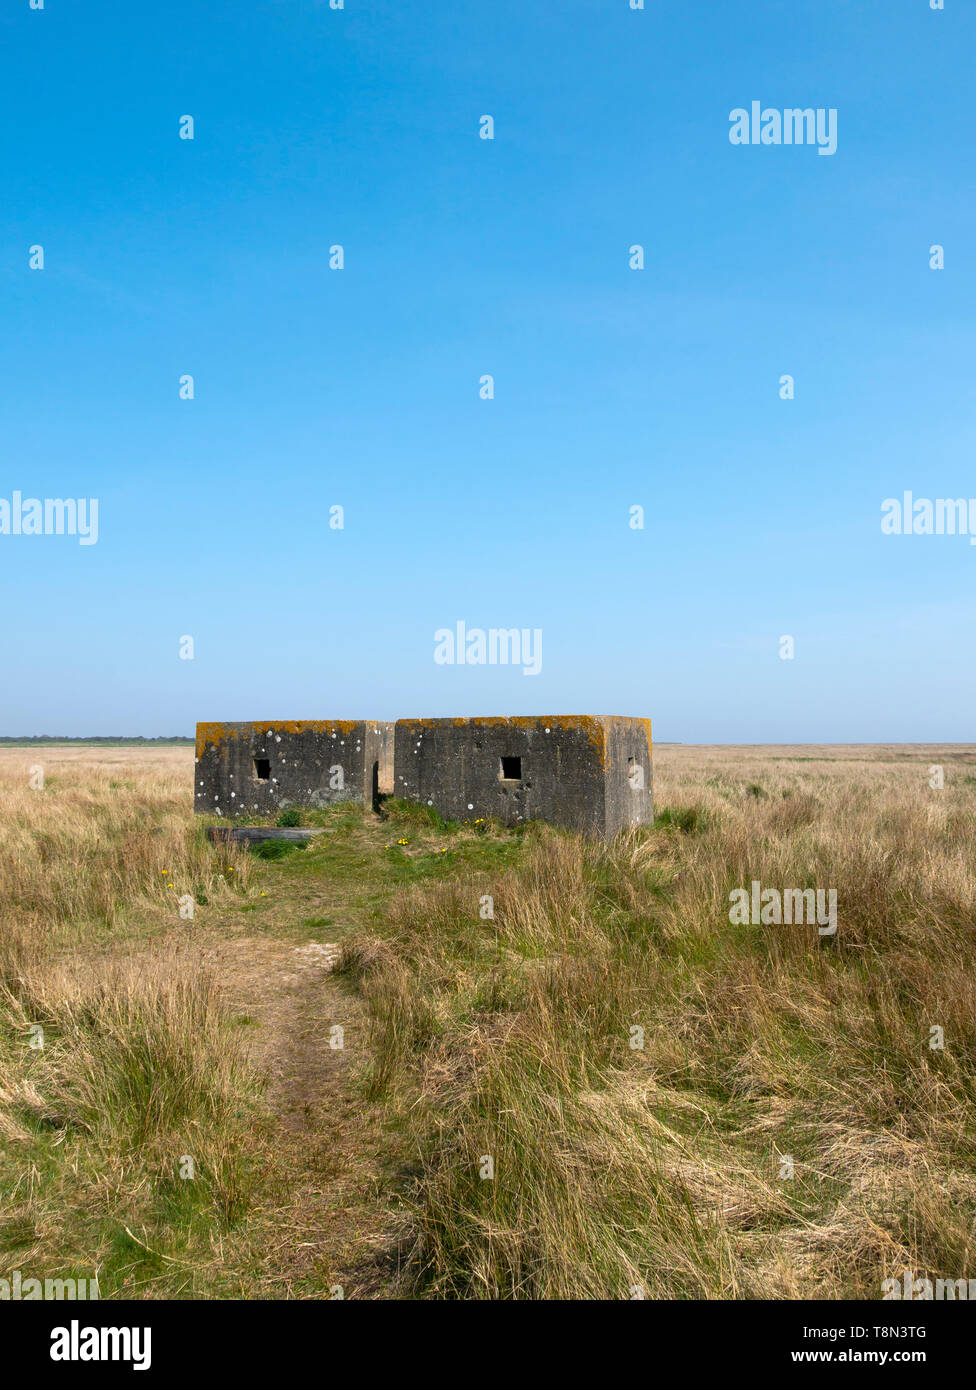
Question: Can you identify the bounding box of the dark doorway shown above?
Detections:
[371,759,381,813]
[253,757,271,780]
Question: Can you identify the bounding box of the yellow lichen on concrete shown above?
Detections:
[195,722,235,758]
[195,719,363,758]
[397,715,607,751]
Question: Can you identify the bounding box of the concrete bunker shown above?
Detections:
[195,715,652,839]
[194,721,394,817]
[392,716,652,837]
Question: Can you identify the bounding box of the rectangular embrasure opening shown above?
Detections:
[253,757,271,781]
[500,755,522,781]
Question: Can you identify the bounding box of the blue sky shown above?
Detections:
[1,0,973,741]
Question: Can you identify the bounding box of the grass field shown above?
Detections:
[2,742,975,1299]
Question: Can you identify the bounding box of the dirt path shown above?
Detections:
[197,925,396,1298]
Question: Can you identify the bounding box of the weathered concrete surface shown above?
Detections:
[600,715,654,836]
[392,715,652,838]
[195,721,372,817]
[195,715,652,839]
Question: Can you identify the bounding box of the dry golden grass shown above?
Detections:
[3,742,975,1300]
[341,744,976,1298]
[0,747,267,1297]
[0,746,247,960]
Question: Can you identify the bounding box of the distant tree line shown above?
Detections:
[0,736,193,744]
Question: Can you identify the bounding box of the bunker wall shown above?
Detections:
[394,716,620,835]
[195,721,370,815]
[601,716,654,837]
